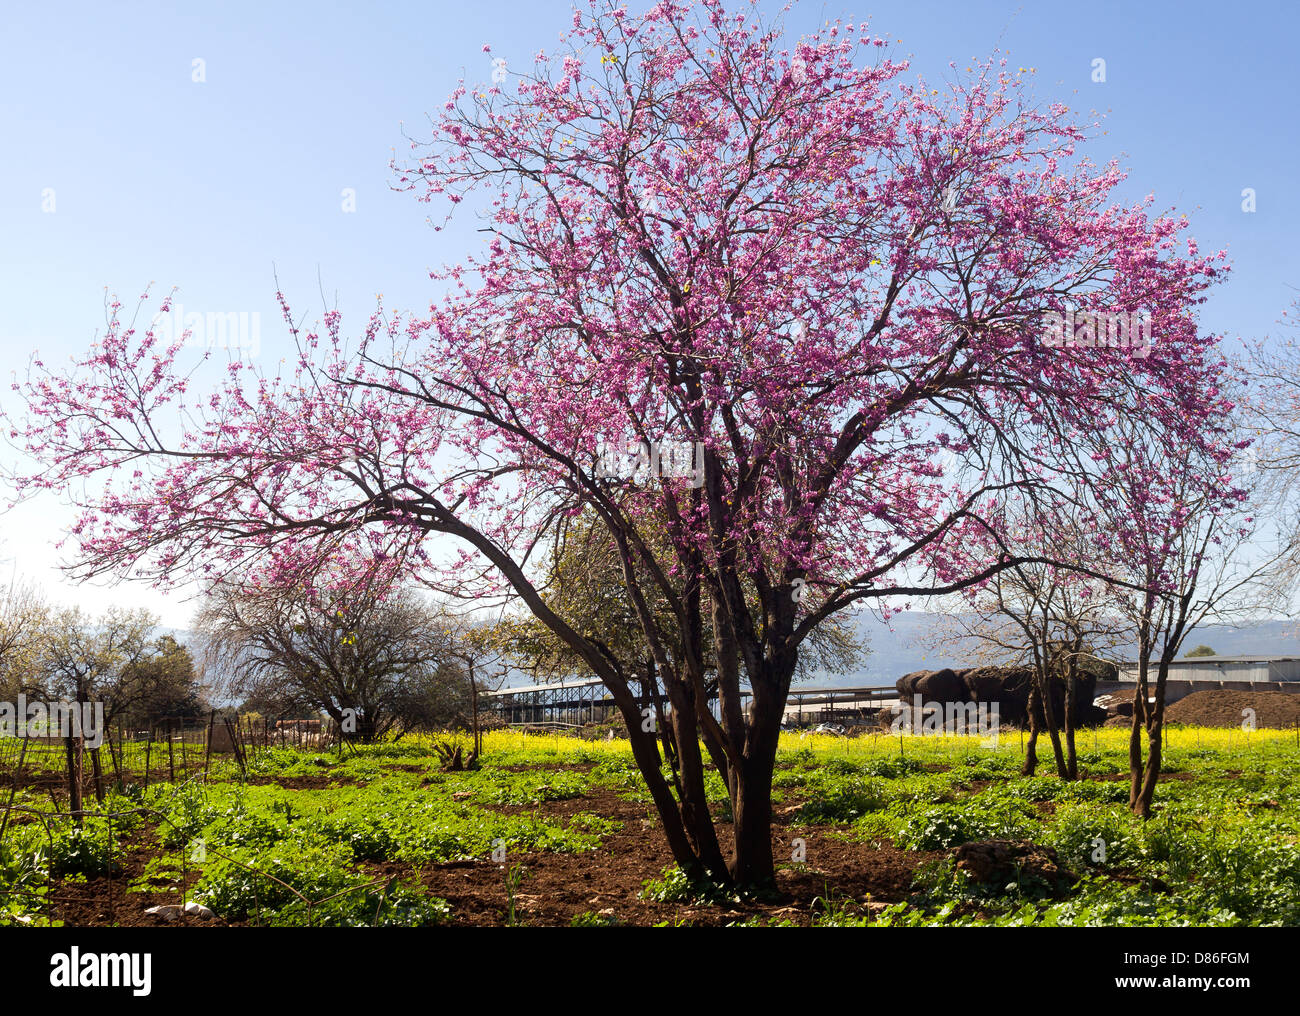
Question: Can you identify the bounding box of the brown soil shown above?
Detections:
[29,780,939,928]
[362,787,939,926]
[28,755,1176,928]
[36,828,242,928]
[1165,690,1300,729]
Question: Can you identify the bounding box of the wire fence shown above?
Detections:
[0,793,394,927]
[0,714,348,808]
[0,716,383,928]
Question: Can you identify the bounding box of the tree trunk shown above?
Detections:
[1037,670,1069,779]
[90,746,105,804]
[65,735,83,826]
[1131,655,1169,818]
[1063,661,1078,781]
[728,682,783,886]
[1133,722,1162,818]
[663,683,729,882]
[618,691,722,885]
[468,662,481,760]
[730,756,775,887]
[1128,678,1148,810]
[1022,684,1040,776]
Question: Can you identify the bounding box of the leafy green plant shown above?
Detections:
[638,864,763,906]
[48,824,120,878]
[797,776,890,823]
[0,842,51,925]
[894,801,1035,850]
[504,863,530,926]
[570,909,620,927]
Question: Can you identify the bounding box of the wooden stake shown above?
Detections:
[90,746,105,804]
[204,709,216,782]
[65,734,83,826]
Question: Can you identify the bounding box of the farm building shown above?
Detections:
[484,678,898,729]
[483,677,687,727]
[1102,655,1300,705]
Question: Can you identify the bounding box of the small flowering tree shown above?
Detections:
[7,0,1237,884]
[1076,414,1274,816]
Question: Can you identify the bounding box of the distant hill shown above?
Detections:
[794,611,1300,689]
[795,610,977,688]
[179,612,1300,697]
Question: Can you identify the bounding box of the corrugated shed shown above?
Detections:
[1115,656,1300,683]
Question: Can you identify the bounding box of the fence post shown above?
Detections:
[143,735,152,791]
[90,745,105,804]
[64,734,84,826]
[204,709,216,782]
[167,720,176,783]
[225,719,246,776]
[180,828,187,921]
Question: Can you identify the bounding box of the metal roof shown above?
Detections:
[485,680,896,698]
[1116,655,1300,665]
[484,676,606,697]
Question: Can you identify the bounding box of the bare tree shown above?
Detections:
[990,559,1119,779]
[195,569,473,742]
[0,575,47,701]
[924,507,1125,779]
[1246,298,1300,613]
[37,606,165,726]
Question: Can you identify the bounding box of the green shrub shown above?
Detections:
[48,824,120,877]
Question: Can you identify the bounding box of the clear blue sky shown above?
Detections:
[1,0,1296,625]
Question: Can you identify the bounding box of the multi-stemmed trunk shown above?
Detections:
[1063,661,1079,781]
[618,662,787,889]
[1132,721,1162,818]
[1129,654,1167,817]
[663,682,729,882]
[1020,668,1067,779]
[727,679,786,887]
[1037,671,1069,779]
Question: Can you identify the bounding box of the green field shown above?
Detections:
[2,727,1298,927]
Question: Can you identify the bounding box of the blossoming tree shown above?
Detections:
[8,0,1237,885]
